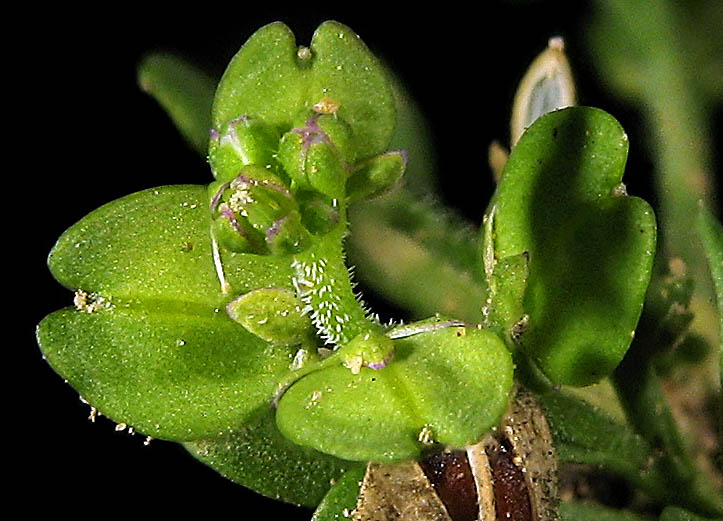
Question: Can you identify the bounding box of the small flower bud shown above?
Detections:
[211,206,255,253]
[210,166,312,255]
[339,331,395,374]
[297,191,340,235]
[346,150,408,202]
[315,114,353,159]
[277,116,351,199]
[265,212,312,255]
[209,116,281,182]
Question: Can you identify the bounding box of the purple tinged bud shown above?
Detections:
[266,214,288,241]
[264,212,311,255]
[367,351,395,370]
[395,149,410,168]
[210,115,281,182]
[209,181,230,211]
[230,174,254,189]
[219,207,248,237]
[230,173,293,199]
[291,116,333,152]
[228,115,251,126]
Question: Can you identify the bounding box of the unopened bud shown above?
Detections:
[347,150,407,202]
[340,331,395,374]
[265,212,312,255]
[297,191,340,235]
[209,116,281,182]
[277,116,351,199]
[210,166,311,255]
[211,206,255,253]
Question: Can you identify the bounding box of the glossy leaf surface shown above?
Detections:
[276,326,514,462]
[488,107,656,386]
[37,186,297,440]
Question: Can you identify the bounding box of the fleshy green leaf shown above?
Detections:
[47,184,295,301]
[185,407,356,507]
[276,326,513,462]
[212,22,303,132]
[37,305,293,441]
[138,54,215,155]
[486,106,656,386]
[48,186,220,302]
[211,21,395,164]
[226,288,313,346]
[38,186,298,440]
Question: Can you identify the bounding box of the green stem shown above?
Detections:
[292,208,381,347]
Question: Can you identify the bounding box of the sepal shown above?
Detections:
[209,116,281,181]
[347,150,408,202]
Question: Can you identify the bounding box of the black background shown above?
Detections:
[20,2,717,518]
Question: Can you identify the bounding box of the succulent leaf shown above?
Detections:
[275,325,514,462]
[226,287,313,346]
[37,187,299,440]
[485,107,656,386]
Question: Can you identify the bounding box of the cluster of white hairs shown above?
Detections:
[291,254,351,346]
[291,252,380,346]
[73,289,112,313]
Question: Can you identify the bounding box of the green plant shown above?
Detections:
[36,12,722,521]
